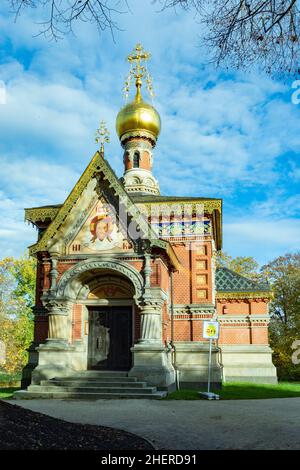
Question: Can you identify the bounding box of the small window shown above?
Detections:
[133,151,140,168]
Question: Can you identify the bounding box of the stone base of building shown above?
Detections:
[129,343,176,391]
[20,342,39,388]
[20,340,278,391]
[172,342,222,388]
[220,345,278,384]
[31,339,88,385]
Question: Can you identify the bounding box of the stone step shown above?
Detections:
[28,385,156,394]
[73,371,129,378]
[54,376,137,382]
[40,380,147,388]
[14,390,167,400]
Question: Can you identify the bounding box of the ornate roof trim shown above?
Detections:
[25,206,61,225]
[134,197,222,250]
[28,152,178,269]
[133,196,222,214]
[216,291,272,300]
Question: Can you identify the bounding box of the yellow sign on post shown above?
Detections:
[203,321,219,340]
[200,320,220,400]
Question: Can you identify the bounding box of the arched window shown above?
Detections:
[133,151,140,168]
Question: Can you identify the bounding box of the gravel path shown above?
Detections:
[6,397,300,450]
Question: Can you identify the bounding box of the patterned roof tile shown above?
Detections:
[216,267,270,292]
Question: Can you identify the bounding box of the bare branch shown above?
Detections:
[8,0,128,40]
[161,0,300,76]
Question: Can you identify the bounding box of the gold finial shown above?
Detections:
[123,43,155,102]
[95,120,110,154]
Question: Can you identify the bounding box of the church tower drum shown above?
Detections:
[116,44,161,195]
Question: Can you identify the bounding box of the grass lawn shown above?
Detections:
[0,388,20,399]
[0,372,21,398]
[166,382,300,400]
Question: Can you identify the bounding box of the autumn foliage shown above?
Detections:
[0,257,35,374]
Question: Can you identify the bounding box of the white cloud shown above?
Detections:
[0,0,298,263]
[224,219,300,264]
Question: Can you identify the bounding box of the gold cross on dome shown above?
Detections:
[95,120,110,154]
[123,43,154,101]
[128,43,151,81]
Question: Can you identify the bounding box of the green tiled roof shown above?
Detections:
[216,267,270,293]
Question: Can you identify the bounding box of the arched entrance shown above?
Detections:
[86,275,135,370]
[55,259,144,372]
[88,306,132,370]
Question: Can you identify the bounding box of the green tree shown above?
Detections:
[0,256,36,374]
[262,252,300,380]
[216,251,261,281]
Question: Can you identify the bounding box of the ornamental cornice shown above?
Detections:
[172,304,215,317]
[124,140,152,151]
[216,291,271,300]
[218,314,270,325]
[120,130,157,147]
[25,207,60,224]
[125,184,160,195]
[135,199,222,215]
[173,315,214,320]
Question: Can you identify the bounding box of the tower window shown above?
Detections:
[133,151,140,168]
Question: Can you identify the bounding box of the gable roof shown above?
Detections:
[216,267,271,299]
[28,151,180,269]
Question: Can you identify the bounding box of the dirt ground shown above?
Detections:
[0,400,153,450]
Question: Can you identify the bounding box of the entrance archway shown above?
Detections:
[85,275,135,370]
[54,259,144,371]
[56,258,144,304]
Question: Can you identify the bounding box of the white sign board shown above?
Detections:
[203,321,219,340]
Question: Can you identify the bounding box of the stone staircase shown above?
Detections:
[14,371,167,399]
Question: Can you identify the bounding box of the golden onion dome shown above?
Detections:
[116,84,161,142]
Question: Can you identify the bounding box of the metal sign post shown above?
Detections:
[199,320,220,400]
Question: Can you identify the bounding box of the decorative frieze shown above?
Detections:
[218,314,270,327]
[25,206,60,224]
[55,258,144,305]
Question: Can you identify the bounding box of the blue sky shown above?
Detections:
[0,1,299,265]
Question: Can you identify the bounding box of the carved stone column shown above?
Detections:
[31,299,75,385]
[143,254,152,288]
[45,300,72,346]
[129,288,176,390]
[139,303,162,343]
[49,257,59,291]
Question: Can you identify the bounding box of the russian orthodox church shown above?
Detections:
[17,45,277,398]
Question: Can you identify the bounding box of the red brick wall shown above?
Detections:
[171,241,213,304]
[171,244,191,304]
[219,326,251,344]
[251,326,269,344]
[217,299,270,345]
[124,149,152,171]
[72,304,82,341]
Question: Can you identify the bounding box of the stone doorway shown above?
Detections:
[87,306,133,371]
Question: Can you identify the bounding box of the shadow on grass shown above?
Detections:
[166,382,300,400]
[0,388,20,399]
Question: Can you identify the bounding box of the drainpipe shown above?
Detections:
[170,270,180,390]
[214,300,224,384]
